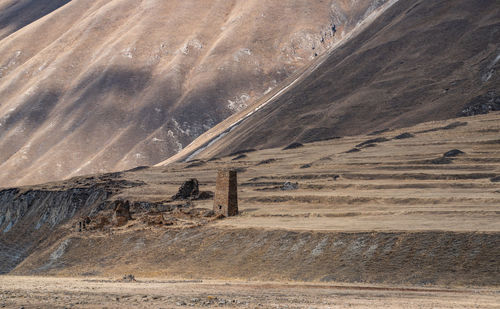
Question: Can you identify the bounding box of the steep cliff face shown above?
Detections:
[0,187,110,273]
[0,0,389,187]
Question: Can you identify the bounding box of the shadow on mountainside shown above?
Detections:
[0,65,264,186]
[204,0,500,157]
[0,0,72,40]
[0,90,61,164]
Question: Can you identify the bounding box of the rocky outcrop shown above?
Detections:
[461,91,500,116]
[0,187,110,273]
[281,181,299,190]
[171,179,214,201]
[172,179,200,200]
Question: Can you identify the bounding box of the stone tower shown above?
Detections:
[213,170,238,216]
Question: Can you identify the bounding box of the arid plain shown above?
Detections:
[1,276,499,308]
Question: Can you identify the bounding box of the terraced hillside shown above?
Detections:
[1,113,499,286]
[128,114,500,233]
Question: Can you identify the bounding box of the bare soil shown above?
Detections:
[0,276,499,309]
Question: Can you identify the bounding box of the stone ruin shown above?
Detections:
[74,200,132,232]
[213,170,238,217]
[172,178,214,201]
[72,175,227,232]
[76,217,91,232]
[112,200,132,226]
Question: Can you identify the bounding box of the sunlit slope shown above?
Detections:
[0,0,387,187]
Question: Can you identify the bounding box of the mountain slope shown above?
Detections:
[175,0,500,160]
[0,0,389,187]
[1,112,499,284]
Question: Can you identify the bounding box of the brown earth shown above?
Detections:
[1,1,499,305]
[1,113,499,287]
[0,276,499,309]
[0,0,387,187]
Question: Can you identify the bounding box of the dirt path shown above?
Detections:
[0,276,498,308]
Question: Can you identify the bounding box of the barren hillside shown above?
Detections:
[0,1,499,305]
[1,113,499,286]
[0,0,388,187]
[168,0,500,162]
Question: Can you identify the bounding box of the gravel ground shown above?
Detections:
[0,276,499,309]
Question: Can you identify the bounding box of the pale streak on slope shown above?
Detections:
[0,0,394,187]
[156,0,401,166]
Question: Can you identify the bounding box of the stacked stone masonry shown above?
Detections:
[213,170,238,217]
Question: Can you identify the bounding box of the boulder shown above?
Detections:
[122,274,136,282]
[197,191,214,200]
[394,132,414,139]
[281,181,299,190]
[283,142,303,150]
[443,149,465,157]
[172,179,200,200]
